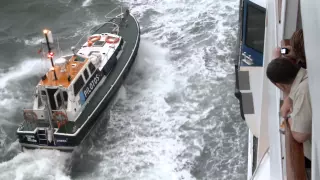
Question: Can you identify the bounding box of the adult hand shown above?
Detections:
[281,97,292,118]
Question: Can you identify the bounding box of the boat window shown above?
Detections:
[93,41,106,47]
[63,91,68,102]
[88,62,96,74]
[56,92,63,108]
[47,88,58,110]
[73,76,85,95]
[38,96,43,107]
[74,55,86,62]
[41,90,46,95]
[83,69,89,80]
[245,3,266,53]
[88,51,100,56]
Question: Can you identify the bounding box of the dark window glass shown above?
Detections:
[74,55,86,62]
[63,91,68,102]
[245,4,266,53]
[41,91,46,95]
[56,93,62,108]
[83,69,89,80]
[88,62,96,74]
[73,76,85,95]
[38,96,43,107]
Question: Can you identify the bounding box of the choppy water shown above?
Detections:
[0,0,248,179]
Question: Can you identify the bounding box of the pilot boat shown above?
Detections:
[16,8,140,151]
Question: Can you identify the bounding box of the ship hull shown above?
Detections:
[17,12,140,151]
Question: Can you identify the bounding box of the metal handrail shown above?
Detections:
[104,6,124,19]
[72,6,125,50]
[284,118,307,180]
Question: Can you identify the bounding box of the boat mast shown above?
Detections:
[43,29,58,80]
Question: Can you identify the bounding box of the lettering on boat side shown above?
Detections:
[82,70,103,100]
[25,135,37,143]
[56,139,68,143]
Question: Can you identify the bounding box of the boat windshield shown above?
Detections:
[74,55,86,62]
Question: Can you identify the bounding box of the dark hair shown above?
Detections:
[290,29,306,65]
[266,57,300,84]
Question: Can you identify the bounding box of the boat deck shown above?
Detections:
[64,13,139,134]
[20,120,51,131]
[39,55,88,88]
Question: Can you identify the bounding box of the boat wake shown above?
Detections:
[0,0,247,179]
[0,149,72,180]
[0,59,50,89]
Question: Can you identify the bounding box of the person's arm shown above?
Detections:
[288,118,311,143]
[288,92,312,143]
[281,95,292,118]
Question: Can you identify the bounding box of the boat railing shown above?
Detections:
[23,109,47,121]
[284,118,307,180]
[104,6,125,20]
[72,6,126,52]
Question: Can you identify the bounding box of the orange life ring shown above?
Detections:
[87,35,101,47]
[23,110,38,121]
[52,111,68,128]
[105,35,120,44]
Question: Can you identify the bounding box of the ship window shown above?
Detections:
[38,96,43,107]
[41,90,46,95]
[63,91,68,102]
[83,69,89,80]
[47,88,57,110]
[88,62,96,74]
[245,3,265,53]
[74,55,86,62]
[56,93,62,108]
[93,41,106,47]
[73,76,85,95]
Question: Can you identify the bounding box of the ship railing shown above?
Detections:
[20,109,50,131]
[284,118,307,180]
[72,5,127,52]
[22,109,70,126]
[104,6,125,20]
[23,109,47,121]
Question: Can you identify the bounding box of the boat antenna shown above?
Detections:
[43,29,58,80]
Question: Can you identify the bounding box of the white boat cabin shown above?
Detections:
[28,32,123,123]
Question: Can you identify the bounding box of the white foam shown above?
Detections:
[83,0,241,179]
[82,0,93,7]
[0,149,72,180]
[0,59,50,89]
[23,37,44,46]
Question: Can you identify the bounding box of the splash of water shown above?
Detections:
[82,0,93,7]
[0,149,72,180]
[0,59,51,89]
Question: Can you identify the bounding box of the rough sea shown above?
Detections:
[0,0,248,179]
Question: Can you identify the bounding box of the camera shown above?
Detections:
[281,48,289,55]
